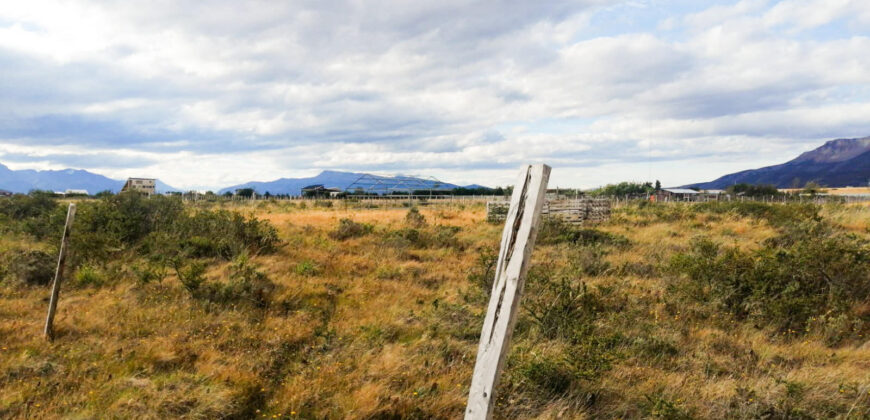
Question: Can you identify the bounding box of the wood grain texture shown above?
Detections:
[465,164,550,420]
[44,203,76,340]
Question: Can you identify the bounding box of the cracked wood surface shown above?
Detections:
[466,164,550,420]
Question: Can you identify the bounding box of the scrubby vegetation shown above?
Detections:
[1,195,869,418]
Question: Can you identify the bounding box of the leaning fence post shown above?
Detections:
[44,203,76,340]
[465,164,550,420]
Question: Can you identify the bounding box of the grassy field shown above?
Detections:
[1,196,869,419]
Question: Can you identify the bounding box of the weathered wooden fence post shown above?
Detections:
[465,164,550,420]
[44,203,76,340]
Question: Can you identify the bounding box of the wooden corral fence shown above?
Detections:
[487,197,611,225]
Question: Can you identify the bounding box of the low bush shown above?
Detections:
[693,201,820,228]
[517,356,577,397]
[2,249,55,286]
[173,254,275,308]
[74,264,107,287]
[467,246,498,293]
[523,270,603,341]
[670,224,870,336]
[404,207,427,228]
[515,331,619,401]
[330,218,373,240]
[537,218,629,248]
[295,260,320,277]
[221,253,275,308]
[566,246,612,277]
[131,260,168,285]
[383,225,462,249]
[173,259,207,293]
[0,191,65,240]
[67,194,281,265]
[375,264,402,280]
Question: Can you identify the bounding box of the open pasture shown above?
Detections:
[1,195,869,419]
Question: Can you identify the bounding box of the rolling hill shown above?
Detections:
[686,136,870,189]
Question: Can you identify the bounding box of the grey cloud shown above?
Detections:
[0,152,158,169]
[1,0,869,189]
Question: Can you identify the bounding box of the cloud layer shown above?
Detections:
[1,0,868,189]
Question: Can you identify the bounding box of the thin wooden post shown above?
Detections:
[465,164,550,420]
[44,203,76,340]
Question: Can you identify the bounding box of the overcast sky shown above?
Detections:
[1,0,869,190]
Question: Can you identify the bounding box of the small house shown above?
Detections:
[121,178,156,195]
[0,189,12,197]
[658,188,700,201]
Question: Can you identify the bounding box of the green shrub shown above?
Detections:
[383,225,461,249]
[567,246,612,277]
[69,196,280,264]
[314,200,333,208]
[172,254,275,308]
[430,225,461,248]
[330,218,373,240]
[74,265,106,287]
[523,271,603,340]
[670,224,870,335]
[516,333,618,400]
[131,261,168,285]
[174,260,207,293]
[537,218,629,248]
[467,246,498,293]
[221,253,275,308]
[375,265,402,280]
[174,210,281,259]
[643,393,693,419]
[295,260,320,277]
[2,249,55,286]
[404,207,426,228]
[693,201,820,228]
[518,356,576,397]
[0,192,65,240]
[181,236,218,258]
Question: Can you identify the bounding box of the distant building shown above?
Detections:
[0,189,12,197]
[657,188,700,201]
[301,184,343,198]
[121,178,156,195]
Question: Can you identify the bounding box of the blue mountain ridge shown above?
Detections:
[0,163,488,196]
[218,170,487,196]
[685,136,870,189]
[0,162,176,194]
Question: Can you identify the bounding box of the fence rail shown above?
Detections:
[488,198,611,225]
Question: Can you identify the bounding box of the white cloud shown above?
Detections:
[0,0,868,189]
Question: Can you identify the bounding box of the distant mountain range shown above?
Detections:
[0,162,176,194]
[0,162,484,196]
[8,136,866,194]
[218,170,483,195]
[686,136,870,189]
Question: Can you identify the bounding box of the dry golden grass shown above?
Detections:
[1,200,868,418]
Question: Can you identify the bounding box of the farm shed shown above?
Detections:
[658,188,700,201]
[301,184,343,198]
[121,178,156,195]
